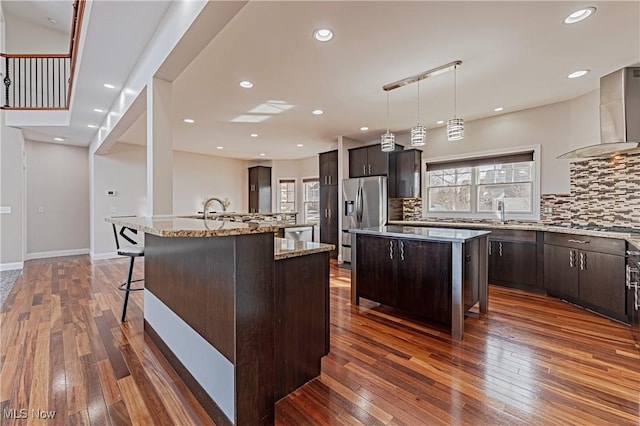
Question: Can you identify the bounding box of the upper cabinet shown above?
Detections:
[319,150,338,186]
[348,144,402,178]
[389,149,422,198]
[248,166,272,213]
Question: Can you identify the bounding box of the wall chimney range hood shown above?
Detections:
[558,67,640,159]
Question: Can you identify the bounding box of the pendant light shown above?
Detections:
[381,91,395,152]
[410,79,426,146]
[447,64,464,141]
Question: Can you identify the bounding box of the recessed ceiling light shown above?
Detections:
[312,109,324,115]
[103,83,115,89]
[567,70,590,79]
[48,17,56,24]
[360,126,369,131]
[216,146,224,150]
[183,118,195,123]
[259,153,266,157]
[436,120,444,125]
[250,133,259,138]
[88,124,98,129]
[494,107,504,112]
[313,28,334,42]
[563,7,596,24]
[296,144,304,147]
[93,108,103,113]
[54,137,64,142]
[239,81,254,89]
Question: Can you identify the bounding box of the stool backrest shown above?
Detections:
[111,216,141,250]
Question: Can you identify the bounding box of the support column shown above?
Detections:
[146,77,173,217]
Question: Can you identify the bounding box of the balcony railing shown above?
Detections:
[1,0,85,110]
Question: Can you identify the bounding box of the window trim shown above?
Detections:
[422,145,541,221]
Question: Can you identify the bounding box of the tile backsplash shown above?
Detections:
[397,151,640,229]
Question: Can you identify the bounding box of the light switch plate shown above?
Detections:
[0,206,11,214]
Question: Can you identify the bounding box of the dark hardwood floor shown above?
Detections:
[1,255,638,425]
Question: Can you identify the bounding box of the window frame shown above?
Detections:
[422,145,541,221]
[277,178,297,214]
[302,177,320,225]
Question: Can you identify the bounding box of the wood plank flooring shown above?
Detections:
[1,255,638,425]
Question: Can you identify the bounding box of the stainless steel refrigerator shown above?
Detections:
[341,176,388,263]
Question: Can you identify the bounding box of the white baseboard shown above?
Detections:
[1,261,24,271]
[90,251,119,261]
[25,248,89,260]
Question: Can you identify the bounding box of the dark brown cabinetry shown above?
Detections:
[355,234,456,325]
[349,144,401,178]
[389,149,422,198]
[248,166,271,213]
[319,151,338,258]
[544,232,626,321]
[488,230,540,290]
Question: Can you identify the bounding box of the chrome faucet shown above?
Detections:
[203,197,227,219]
[497,200,506,224]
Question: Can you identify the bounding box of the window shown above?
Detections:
[425,150,537,219]
[303,178,320,225]
[279,179,296,212]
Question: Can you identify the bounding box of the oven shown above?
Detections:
[626,246,640,347]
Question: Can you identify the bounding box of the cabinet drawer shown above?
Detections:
[544,232,625,255]
[489,229,537,242]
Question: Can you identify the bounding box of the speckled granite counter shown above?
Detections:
[106,216,280,237]
[350,225,490,243]
[274,238,334,260]
[390,220,640,245]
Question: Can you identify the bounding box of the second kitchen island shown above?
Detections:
[349,226,490,340]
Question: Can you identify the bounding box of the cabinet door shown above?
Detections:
[394,150,422,198]
[248,167,259,213]
[544,244,579,298]
[578,250,625,317]
[355,235,397,306]
[319,185,338,258]
[396,239,452,324]
[319,150,338,186]
[492,241,537,287]
[257,167,272,212]
[367,146,389,176]
[349,147,369,178]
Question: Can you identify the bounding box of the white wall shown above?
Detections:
[0,121,25,269]
[3,12,68,53]
[25,141,89,258]
[359,94,601,195]
[173,150,247,215]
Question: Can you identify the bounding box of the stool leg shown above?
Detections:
[121,257,135,322]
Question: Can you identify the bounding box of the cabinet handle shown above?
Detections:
[499,242,503,257]
[389,240,394,260]
[368,164,371,174]
[400,241,405,261]
[329,176,332,185]
[626,264,639,289]
[579,252,586,270]
[569,250,575,268]
[363,165,366,175]
[488,242,492,256]
[568,239,588,244]
[328,209,331,219]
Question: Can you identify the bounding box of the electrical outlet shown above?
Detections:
[37,206,44,213]
[0,206,11,214]
[544,207,553,213]
[109,206,117,213]
[106,190,117,197]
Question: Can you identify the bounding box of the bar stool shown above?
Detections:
[112,222,144,322]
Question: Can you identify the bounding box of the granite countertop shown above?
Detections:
[390,220,640,245]
[350,225,491,243]
[274,238,334,260]
[179,215,314,229]
[106,216,280,237]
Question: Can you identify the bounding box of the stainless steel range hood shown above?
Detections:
[558,67,640,159]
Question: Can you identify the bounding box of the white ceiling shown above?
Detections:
[6,1,640,161]
[2,0,72,36]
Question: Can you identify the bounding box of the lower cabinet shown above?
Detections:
[355,234,456,325]
[488,230,540,290]
[544,232,626,321]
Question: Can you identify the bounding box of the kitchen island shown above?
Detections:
[106,217,333,426]
[349,225,490,340]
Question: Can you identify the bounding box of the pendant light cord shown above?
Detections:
[453,65,457,119]
[386,91,390,133]
[417,80,421,125]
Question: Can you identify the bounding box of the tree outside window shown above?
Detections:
[303,178,319,225]
[279,179,296,212]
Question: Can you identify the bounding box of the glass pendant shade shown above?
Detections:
[447,118,464,141]
[411,124,426,146]
[381,132,395,152]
